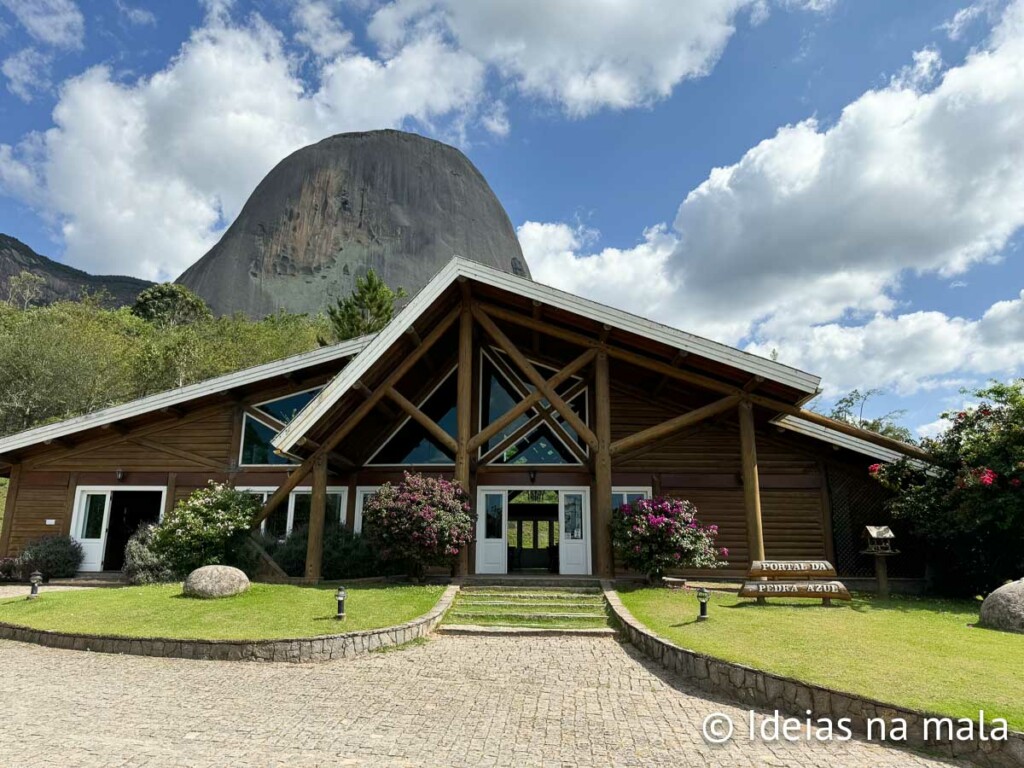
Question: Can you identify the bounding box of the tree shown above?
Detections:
[871,380,1024,596]
[6,271,46,309]
[827,388,914,443]
[131,283,212,327]
[324,270,406,342]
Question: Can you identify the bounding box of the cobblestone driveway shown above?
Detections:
[0,635,961,767]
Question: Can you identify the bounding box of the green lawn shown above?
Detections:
[0,583,443,641]
[618,587,1024,730]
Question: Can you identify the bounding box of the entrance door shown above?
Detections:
[476,490,508,574]
[72,491,111,572]
[558,490,590,575]
[103,491,163,571]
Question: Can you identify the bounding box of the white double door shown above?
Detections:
[475,487,590,575]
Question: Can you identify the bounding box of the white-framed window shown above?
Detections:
[239,386,324,467]
[353,486,380,534]
[611,487,652,511]
[240,486,348,539]
[478,348,589,466]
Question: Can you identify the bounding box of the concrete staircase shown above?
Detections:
[440,585,614,635]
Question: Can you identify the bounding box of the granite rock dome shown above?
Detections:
[177,130,530,318]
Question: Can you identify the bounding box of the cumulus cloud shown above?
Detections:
[369,0,752,117]
[2,47,51,101]
[522,0,1024,395]
[115,0,156,27]
[293,0,351,58]
[0,7,488,280]
[0,0,84,49]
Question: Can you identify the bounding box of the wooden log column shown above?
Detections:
[738,400,766,565]
[593,350,613,577]
[454,303,473,575]
[304,453,328,582]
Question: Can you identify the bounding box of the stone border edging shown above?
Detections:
[0,585,459,663]
[601,581,1024,768]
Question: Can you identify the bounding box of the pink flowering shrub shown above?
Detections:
[611,496,726,582]
[870,379,1024,595]
[362,472,474,580]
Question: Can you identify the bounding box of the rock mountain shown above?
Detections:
[0,130,529,317]
[177,130,530,317]
[0,234,153,308]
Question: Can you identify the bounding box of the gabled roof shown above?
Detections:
[772,415,906,463]
[274,257,822,454]
[0,335,373,456]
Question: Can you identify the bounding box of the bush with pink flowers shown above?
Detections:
[611,496,726,582]
[361,472,474,580]
[870,380,1024,596]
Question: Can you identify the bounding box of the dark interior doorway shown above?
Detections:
[102,490,163,571]
[507,491,559,573]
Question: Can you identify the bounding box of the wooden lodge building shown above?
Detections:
[0,258,929,580]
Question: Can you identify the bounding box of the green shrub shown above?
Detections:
[19,535,83,580]
[611,496,726,582]
[123,524,177,585]
[0,556,20,581]
[362,472,473,580]
[152,482,258,576]
[272,525,389,579]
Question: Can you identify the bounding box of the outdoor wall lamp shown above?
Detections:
[528,470,537,483]
[696,587,710,621]
[28,570,42,600]
[115,468,125,482]
[336,586,347,620]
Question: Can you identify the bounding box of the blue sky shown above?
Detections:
[1,0,1023,438]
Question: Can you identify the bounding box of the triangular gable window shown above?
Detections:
[368,369,457,465]
[240,387,324,466]
[480,350,587,465]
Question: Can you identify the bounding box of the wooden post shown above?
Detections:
[0,465,21,556]
[304,454,328,582]
[593,350,613,577]
[454,304,473,576]
[738,401,766,568]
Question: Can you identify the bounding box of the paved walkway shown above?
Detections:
[0,634,962,767]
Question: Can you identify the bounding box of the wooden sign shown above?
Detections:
[748,560,837,578]
[739,580,851,600]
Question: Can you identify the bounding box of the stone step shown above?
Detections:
[454,602,604,613]
[461,585,601,594]
[449,610,608,620]
[458,593,602,602]
[460,578,601,589]
[439,624,617,637]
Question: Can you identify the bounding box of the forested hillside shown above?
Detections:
[0,291,329,437]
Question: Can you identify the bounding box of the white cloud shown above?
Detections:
[293,0,351,58]
[522,0,1024,396]
[0,8,489,280]
[2,47,51,101]
[0,0,84,50]
[369,0,751,117]
[942,0,1000,40]
[115,0,156,27]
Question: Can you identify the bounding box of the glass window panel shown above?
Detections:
[626,492,647,505]
[255,388,323,424]
[292,493,311,532]
[482,356,533,451]
[494,423,578,465]
[484,493,503,539]
[563,494,584,540]
[611,492,625,511]
[265,504,288,539]
[80,494,106,539]
[370,373,457,465]
[326,493,344,530]
[240,415,294,465]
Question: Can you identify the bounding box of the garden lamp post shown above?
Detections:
[28,570,42,600]
[696,587,710,621]
[335,586,347,620]
[861,526,899,600]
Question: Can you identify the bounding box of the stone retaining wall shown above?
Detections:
[0,585,459,663]
[603,583,1024,768]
